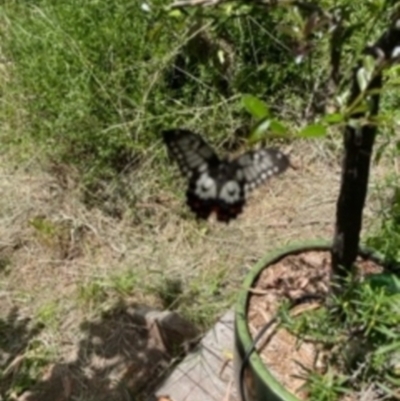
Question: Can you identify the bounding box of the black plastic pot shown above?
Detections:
[234,239,382,401]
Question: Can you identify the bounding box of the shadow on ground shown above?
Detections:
[3,302,198,401]
[0,307,44,397]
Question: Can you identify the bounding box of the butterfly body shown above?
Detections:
[186,159,246,222]
[163,129,289,222]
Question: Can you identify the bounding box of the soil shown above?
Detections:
[247,250,384,400]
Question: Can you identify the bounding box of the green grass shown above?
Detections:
[76,271,138,310]
[1,337,55,398]
[35,301,61,330]
[0,0,335,199]
[367,181,400,266]
[76,265,232,329]
[77,279,110,308]
[2,1,175,174]
[280,273,400,398]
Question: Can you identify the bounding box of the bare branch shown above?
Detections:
[170,0,226,8]
[169,0,322,11]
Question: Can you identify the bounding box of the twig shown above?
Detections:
[222,378,234,401]
[170,0,225,8]
[170,0,325,13]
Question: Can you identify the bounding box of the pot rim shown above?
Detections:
[235,239,385,401]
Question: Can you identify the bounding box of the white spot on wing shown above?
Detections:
[195,173,217,199]
[219,180,241,204]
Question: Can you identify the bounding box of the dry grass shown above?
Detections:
[0,136,395,400]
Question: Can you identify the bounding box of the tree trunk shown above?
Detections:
[331,16,400,279]
[331,73,381,279]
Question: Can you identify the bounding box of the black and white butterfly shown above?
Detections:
[162,129,290,223]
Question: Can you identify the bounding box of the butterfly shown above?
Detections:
[162,129,290,223]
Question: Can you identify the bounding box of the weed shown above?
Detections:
[152,277,184,309]
[3,339,55,398]
[109,270,139,297]
[29,216,57,241]
[367,184,400,267]
[35,301,60,330]
[77,269,146,311]
[304,369,348,401]
[181,266,233,327]
[29,215,84,259]
[77,279,109,308]
[281,273,400,397]
[0,0,341,205]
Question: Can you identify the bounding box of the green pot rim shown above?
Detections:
[235,239,383,401]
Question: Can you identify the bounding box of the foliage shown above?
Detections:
[2,1,172,186]
[4,340,55,397]
[367,185,400,266]
[279,273,400,398]
[240,1,400,396]
[0,0,310,199]
[2,0,393,198]
[365,65,400,267]
[0,0,395,197]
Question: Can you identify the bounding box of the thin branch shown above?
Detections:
[169,0,323,12]
[170,0,223,7]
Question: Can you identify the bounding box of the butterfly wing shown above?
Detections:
[233,147,290,194]
[163,129,290,223]
[162,129,220,220]
[162,129,219,178]
[210,148,289,222]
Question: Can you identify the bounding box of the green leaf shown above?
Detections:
[269,120,288,136]
[386,374,400,387]
[298,124,327,138]
[249,118,289,143]
[375,141,389,164]
[222,3,235,15]
[356,57,375,92]
[249,118,271,143]
[375,341,400,355]
[168,9,183,18]
[375,325,399,339]
[147,23,164,41]
[241,95,270,119]
[322,113,345,124]
[377,382,399,398]
[336,89,350,108]
[357,67,370,92]
[366,273,400,294]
